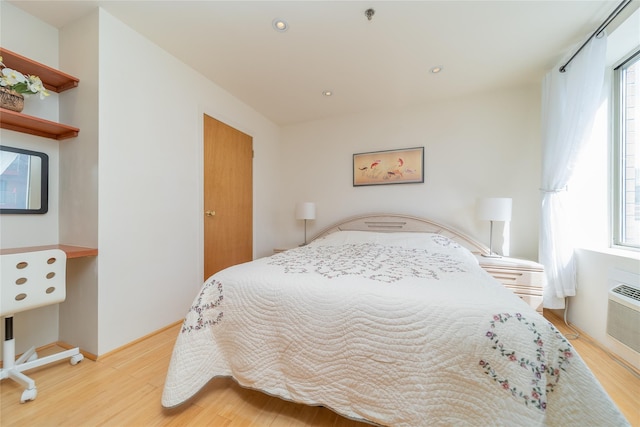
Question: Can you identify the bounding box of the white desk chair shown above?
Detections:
[1,249,84,403]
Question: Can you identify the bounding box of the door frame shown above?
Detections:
[197,111,255,282]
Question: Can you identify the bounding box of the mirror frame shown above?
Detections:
[0,145,49,214]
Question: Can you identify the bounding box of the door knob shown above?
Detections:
[205,210,216,217]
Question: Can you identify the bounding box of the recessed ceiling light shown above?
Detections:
[322,90,333,97]
[272,18,288,32]
[430,66,443,74]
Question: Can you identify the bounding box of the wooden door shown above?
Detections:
[203,114,253,280]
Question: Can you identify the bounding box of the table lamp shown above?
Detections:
[477,197,512,258]
[295,202,316,245]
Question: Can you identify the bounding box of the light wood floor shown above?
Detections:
[1,312,638,426]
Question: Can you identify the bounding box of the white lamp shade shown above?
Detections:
[476,198,512,221]
[295,202,316,220]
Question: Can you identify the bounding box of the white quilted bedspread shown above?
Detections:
[162,231,629,426]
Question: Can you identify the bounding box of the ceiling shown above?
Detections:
[6,1,633,126]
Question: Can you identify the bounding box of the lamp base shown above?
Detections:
[483,221,503,258]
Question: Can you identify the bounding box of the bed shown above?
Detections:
[162,214,629,426]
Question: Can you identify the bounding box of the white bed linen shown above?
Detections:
[162,231,629,426]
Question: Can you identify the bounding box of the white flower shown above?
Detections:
[0,56,49,98]
[1,67,27,86]
[26,75,49,99]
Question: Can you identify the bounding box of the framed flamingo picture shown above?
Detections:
[353,147,424,186]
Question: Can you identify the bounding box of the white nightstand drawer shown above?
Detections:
[477,256,545,313]
[482,267,545,288]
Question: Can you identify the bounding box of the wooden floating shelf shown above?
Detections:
[0,108,79,140]
[0,46,80,140]
[0,244,98,259]
[0,47,79,93]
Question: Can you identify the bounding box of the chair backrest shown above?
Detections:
[1,249,67,317]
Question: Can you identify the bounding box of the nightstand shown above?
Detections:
[476,256,545,313]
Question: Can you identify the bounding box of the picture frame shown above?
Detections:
[353,147,424,186]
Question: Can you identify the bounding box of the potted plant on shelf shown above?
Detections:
[0,55,49,112]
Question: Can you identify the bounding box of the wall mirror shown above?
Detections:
[0,145,49,214]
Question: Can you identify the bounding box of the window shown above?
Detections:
[613,50,640,249]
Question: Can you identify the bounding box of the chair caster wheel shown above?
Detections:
[70,354,84,365]
[20,387,37,403]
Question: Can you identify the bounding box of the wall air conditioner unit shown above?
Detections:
[607,271,640,353]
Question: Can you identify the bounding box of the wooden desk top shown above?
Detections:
[0,244,98,259]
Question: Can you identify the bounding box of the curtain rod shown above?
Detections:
[559,0,633,73]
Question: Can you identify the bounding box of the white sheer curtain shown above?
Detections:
[540,33,607,309]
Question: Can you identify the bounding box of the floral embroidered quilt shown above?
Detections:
[162,231,629,426]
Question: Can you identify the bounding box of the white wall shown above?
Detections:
[3,1,636,371]
[0,3,543,360]
[0,2,62,356]
[572,249,639,370]
[0,4,60,248]
[12,2,624,370]
[95,10,282,354]
[278,86,542,261]
[58,8,100,355]
[1,5,282,357]
[563,11,640,370]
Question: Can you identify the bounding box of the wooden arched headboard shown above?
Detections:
[310,213,490,255]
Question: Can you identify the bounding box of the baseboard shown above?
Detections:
[1,321,183,366]
[55,341,98,361]
[544,309,640,377]
[71,320,183,361]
